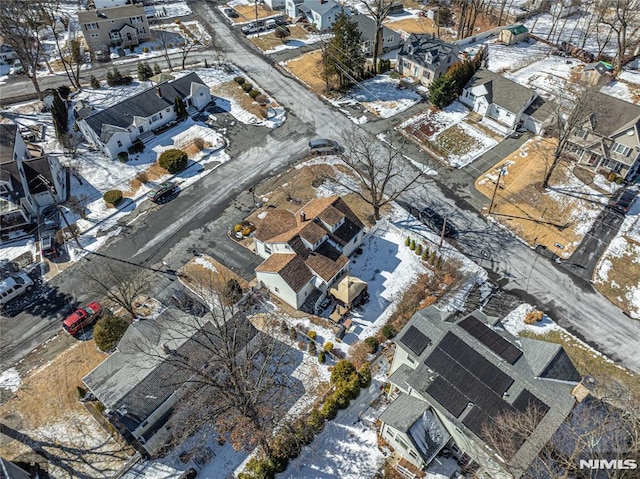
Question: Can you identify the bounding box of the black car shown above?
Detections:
[610,189,637,214]
[419,207,456,238]
[41,205,60,231]
[224,7,239,18]
[148,182,178,204]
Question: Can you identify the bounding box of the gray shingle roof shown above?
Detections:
[379,393,428,432]
[588,91,640,137]
[83,72,207,142]
[78,4,145,23]
[466,69,536,114]
[0,457,30,479]
[303,0,342,15]
[523,95,557,121]
[350,14,395,42]
[399,34,458,70]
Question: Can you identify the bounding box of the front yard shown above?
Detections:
[474,138,607,258]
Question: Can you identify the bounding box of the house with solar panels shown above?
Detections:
[380,307,582,478]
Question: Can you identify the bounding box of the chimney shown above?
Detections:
[571,376,596,403]
[156,87,162,98]
[300,210,306,222]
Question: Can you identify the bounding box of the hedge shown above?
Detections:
[249,89,260,99]
[103,189,123,206]
[241,82,253,92]
[158,148,188,173]
[234,76,245,84]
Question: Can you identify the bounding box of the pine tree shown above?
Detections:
[415,244,423,255]
[51,90,68,143]
[90,75,100,89]
[174,96,188,119]
[421,248,429,261]
[153,63,162,75]
[429,76,457,109]
[137,61,153,81]
[405,236,411,247]
[409,239,416,251]
[322,10,366,89]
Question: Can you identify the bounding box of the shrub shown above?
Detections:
[57,85,71,99]
[415,244,423,255]
[308,341,317,355]
[331,360,355,385]
[321,396,338,419]
[525,310,544,324]
[615,176,624,184]
[142,46,149,53]
[117,151,129,162]
[90,75,100,89]
[306,408,325,433]
[93,312,129,352]
[332,387,350,409]
[280,320,289,334]
[382,324,396,339]
[240,457,276,479]
[607,171,618,182]
[274,25,291,41]
[242,82,253,92]
[158,149,188,173]
[272,433,300,462]
[364,337,379,354]
[103,189,123,206]
[223,279,243,305]
[234,224,243,233]
[421,249,429,261]
[405,236,411,247]
[324,341,334,353]
[174,19,181,24]
[390,70,400,79]
[297,340,306,350]
[358,363,372,388]
[128,140,145,154]
[241,227,253,236]
[234,76,246,84]
[76,385,87,399]
[345,376,362,400]
[409,239,416,250]
[135,171,148,184]
[249,89,260,99]
[318,350,326,363]
[289,326,298,341]
[255,94,268,105]
[308,330,317,340]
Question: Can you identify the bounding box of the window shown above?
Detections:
[109,31,121,40]
[586,153,600,166]
[130,16,143,23]
[139,126,144,133]
[151,114,159,122]
[137,27,146,34]
[575,128,589,140]
[265,245,272,254]
[91,33,99,38]
[612,142,631,157]
[603,159,623,173]
[85,22,99,30]
[117,140,122,147]
[274,287,279,293]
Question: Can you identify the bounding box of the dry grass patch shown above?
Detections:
[431,124,483,157]
[385,17,455,41]
[475,138,605,257]
[593,237,640,318]
[519,329,640,395]
[125,162,169,197]
[231,3,276,22]
[251,25,309,51]
[0,340,131,475]
[180,254,250,293]
[286,50,330,95]
[217,80,268,119]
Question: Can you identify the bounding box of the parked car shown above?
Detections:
[308,139,342,156]
[0,272,34,307]
[41,205,60,230]
[63,301,103,335]
[148,181,178,204]
[40,233,59,258]
[265,19,277,29]
[223,7,239,18]
[610,189,638,214]
[419,207,456,237]
[241,23,259,35]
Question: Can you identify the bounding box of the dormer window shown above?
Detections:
[612,142,631,157]
[575,129,589,140]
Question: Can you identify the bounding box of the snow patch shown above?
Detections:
[0,367,21,392]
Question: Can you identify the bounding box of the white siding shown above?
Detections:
[257,271,314,309]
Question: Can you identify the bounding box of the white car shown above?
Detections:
[0,272,34,307]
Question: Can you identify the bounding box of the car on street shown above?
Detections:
[223,7,239,18]
[308,138,342,155]
[63,301,103,335]
[148,181,178,204]
[0,272,34,307]
[610,188,637,214]
[40,233,59,258]
[241,23,259,34]
[419,207,456,238]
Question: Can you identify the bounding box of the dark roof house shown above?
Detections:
[397,34,459,86]
[351,14,403,55]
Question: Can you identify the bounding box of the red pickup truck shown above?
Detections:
[63,302,103,335]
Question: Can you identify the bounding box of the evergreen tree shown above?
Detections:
[322,10,366,89]
[137,61,153,81]
[90,75,100,89]
[429,76,457,109]
[153,63,162,75]
[51,90,68,143]
[174,96,188,119]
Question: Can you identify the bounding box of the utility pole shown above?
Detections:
[439,216,447,248]
[255,0,260,37]
[488,164,508,215]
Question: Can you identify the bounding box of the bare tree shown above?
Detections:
[358,0,395,73]
[332,128,424,220]
[542,86,599,189]
[80,262,148,318]
[178,35,199,70]
[597,0,640,75]
[0,0,47,99]
[483,383,640,479]
[152,28,175,71]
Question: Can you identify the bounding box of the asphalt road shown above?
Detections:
[2,0,640,374]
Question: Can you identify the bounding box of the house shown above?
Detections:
[498,24,528,45]
[460,69,538,134]
[253,195,365,312]
[0,124,68,230]
[350,14,403,56]
[92,0,131,8]
[264,0,286,10]
[82,307,259,456]
[285,0,347,31]
[550,0,581,19]
[381,307,581,478]
[565,92,640,181]
[580,61,613,87]
[397,34,459,86]
[77,72,212,159]
[78,4,151,56]
[521,96,557,135]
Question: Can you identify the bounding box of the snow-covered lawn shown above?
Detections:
[594,195,640,319]
[467,38,553,74]
[333,74,422,119]
[601,79,640,106]
[400,101,467,138]
[505,55,583,101]
[0,367,21,392]
[144,1,192,18]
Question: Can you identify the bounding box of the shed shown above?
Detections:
[580,61,612,87]
[329,275,368,310]
[498,24,528,45]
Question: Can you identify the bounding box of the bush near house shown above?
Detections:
[364,336,379,353]
[93,312,129,352]
[103,189,123,206]
[90,75,101,89]
[525,310,544,324]
[117,151,129,162]
[242,82,254,92]
[158,149,188,173]
[234,76,246,84]
[128,139,145,154]
[382,324,396,339]
[249,89,261,99]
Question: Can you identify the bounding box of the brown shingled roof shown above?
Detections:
[305,242,349,282]
[318,206,346,227]
[256,253,313,292]
[296,196,339,222]
[299,221,328,245]
[253,210,297,242]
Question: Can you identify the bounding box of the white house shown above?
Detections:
[264,0,286,10]
[1,124,68,229]
[92,0,130,8]
[253,196,365,312]
[460,69,538,134]
[381,307,581,478]
[78,72,211,159]
[286,0,347,31]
